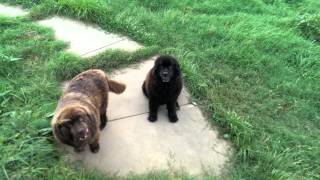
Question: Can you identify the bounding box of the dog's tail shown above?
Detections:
[108,79,126,94]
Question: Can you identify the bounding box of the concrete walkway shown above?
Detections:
[0,4,28,17]
[38,17,142,57]
[1,3,231,176]
[66,58,232,176]
[0,4,142,57]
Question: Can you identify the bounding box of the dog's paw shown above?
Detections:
[100,122,107,130]
[148,114,158,122]
[89,143,100,153]
[169,114,179,123]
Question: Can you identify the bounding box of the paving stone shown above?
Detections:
[38,16,142,57]
[67,104,231,176]
[0,4,28,17]
[64,58,232,176]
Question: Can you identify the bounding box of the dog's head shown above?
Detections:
[154,55,181,83]
[54,107,93,149]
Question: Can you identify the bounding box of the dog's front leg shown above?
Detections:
[148,100,159,122]
[167,100,178,123]
[89,134,100,153]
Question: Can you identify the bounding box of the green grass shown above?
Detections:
[0,16,160,179]
[1,0,320,179]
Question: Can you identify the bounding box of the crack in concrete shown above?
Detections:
[108,102,193,122]
[81,37,126,56]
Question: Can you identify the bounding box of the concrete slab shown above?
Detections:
[67,105,231,176]
[64,58,232,176]
[108,58,190,120]
[0,4,28,17]
[38,16,142,57]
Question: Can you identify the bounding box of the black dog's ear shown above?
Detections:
[153,61,161,78]
[154,59,160,70]
[174,62,181,77]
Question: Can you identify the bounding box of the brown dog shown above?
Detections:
[142,55,182,122]
[51,69,125,153]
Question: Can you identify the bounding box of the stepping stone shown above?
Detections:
[38,17,143,57]
[0,4,28,17]
[65,56,232,176]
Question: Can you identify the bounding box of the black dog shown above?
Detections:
[142,55,182,123]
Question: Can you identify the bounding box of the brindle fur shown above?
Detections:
[51,69,126,153]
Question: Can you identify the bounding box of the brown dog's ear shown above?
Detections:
[54,119,74,146]
[58,119,72,128]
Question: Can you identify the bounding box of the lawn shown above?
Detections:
[0,0,320,179]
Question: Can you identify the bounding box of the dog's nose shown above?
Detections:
[78,129,85,134]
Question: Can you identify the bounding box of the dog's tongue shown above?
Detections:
[84,128,89,138]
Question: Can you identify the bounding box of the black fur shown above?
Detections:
[142,55,182,123]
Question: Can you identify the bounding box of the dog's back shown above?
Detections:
[62,69,109,113]
[52,70,108,145]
